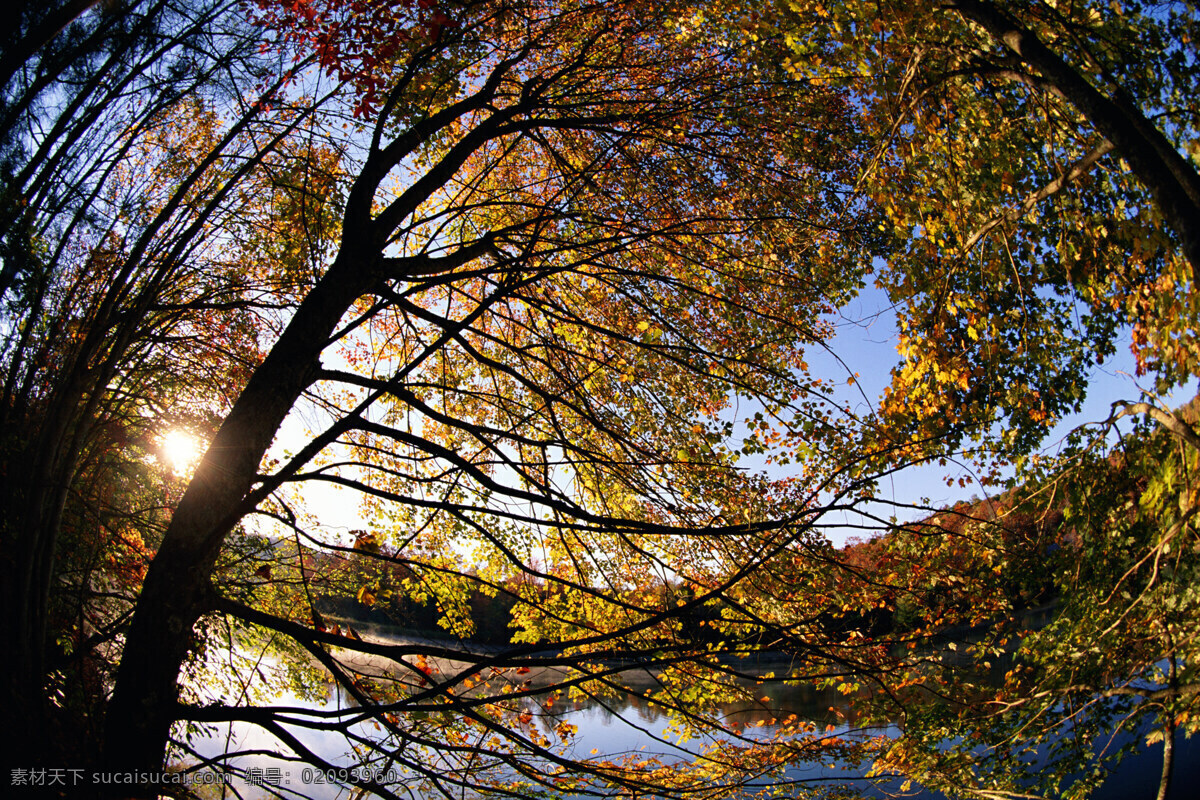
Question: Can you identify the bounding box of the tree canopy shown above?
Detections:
[2,0,1198,798]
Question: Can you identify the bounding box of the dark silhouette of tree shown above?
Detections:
[1,0,338,767]
[95,0,878,795]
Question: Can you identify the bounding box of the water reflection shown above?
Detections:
[186,632,1199,800]
[188,638,885,799]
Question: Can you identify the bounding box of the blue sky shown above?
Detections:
[799,282,1200,544]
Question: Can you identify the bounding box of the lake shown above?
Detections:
[185,630,1199,799]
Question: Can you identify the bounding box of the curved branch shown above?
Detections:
[940,0,1200,268]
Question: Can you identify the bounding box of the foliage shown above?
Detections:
[838,399,1200,800]
[96,0,886,796]
[4,0,1200,798]
[0,0,341,767]
[742,1,1200,797]
[742,0,1200,463]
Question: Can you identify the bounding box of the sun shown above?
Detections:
[160,429,201,477]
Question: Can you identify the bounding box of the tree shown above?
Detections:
[746,0,1200,457]
[741,1,1200,797]
[98,0,884,795]
[9,0,1195,797]
[1,0,339,766]
[833,399,1200,800]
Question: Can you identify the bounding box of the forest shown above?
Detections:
[2,0,1198,798]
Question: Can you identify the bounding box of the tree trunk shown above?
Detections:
[101,65,516,777]
[101,252,374,780]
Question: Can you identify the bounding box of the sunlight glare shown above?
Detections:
[161,429,201,477]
